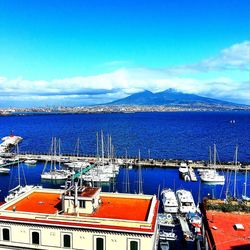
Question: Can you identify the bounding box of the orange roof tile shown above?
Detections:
[206,211,250,250]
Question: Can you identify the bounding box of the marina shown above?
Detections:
[0,112,249,250]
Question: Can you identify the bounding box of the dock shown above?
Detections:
[1,152,246,171]
[177,215,194,241]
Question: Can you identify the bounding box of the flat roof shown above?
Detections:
[90,196,151,221]
[206,211,250,250]
[5,192,61,214]
[4,191,152,222]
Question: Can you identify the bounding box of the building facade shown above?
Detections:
[0,186,159,250]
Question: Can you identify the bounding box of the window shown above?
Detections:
[63,234,71,248]
[2,228,10,241]
[96,237,104,250]
[130,241,138,250]
[32,231,40,245]
[79,200,86,208]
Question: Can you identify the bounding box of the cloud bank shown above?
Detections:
[0,41,249,107]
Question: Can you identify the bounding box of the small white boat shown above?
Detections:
[24,159,37,165]
[0,167,10,174]
[5,185,42,202]
[179,162,188,176]
[159,230,177,241]
[159,240,169,250]
[200,170,225,183]
[41,170,70,180]
[161,188,178,213]
[176,189,197,214]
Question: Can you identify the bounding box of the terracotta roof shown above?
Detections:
[205,211,250,250]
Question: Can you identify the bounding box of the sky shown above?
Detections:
[0,0,249,107]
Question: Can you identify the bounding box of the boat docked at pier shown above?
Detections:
[0,167,10,174]
[161,188,178,213]
[41,138,71,180]
[200,169,225,183]
[176,189,197,214]
[200,144,225,184]
[178,162,188,176]
[5,144,41,202]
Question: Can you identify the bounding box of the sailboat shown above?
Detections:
[41,138,70,180]
[5,144,41,202]
[200,144,225,184]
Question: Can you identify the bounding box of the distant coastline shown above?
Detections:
[1,104,250,116]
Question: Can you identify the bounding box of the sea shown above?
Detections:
[0,111,250,204]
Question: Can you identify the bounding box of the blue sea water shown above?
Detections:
[0,111,249,202]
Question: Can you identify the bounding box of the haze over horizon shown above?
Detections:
[0,0,249,107]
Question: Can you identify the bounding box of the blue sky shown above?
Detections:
[0,0,249,107]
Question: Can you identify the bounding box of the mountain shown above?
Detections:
[107,89,239,106]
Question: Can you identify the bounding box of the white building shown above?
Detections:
[0,185,159,250]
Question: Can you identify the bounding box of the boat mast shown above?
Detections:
[233,145,238,198]
[213,144,216,168]
[101,130,104,167]
[244,165,248,197]
[209,146,212,166]
[53,137,57,171]
[17,143,21,187]
[96,132,99,161]
[138,149,143,194]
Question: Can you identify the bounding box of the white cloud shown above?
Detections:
[167,41,250,74]
[0,41,249,106]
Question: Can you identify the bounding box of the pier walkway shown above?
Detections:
[1,152,250,171]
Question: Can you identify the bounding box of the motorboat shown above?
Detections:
[179,162,188,176]
[161,188,178,213]
[176,189,197,214]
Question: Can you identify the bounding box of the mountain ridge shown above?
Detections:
[107,89,242,106]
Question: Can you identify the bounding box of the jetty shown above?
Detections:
[0,152,247,171]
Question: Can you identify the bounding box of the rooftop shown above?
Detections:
[205,210,250,250]
[0,188,158,234]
